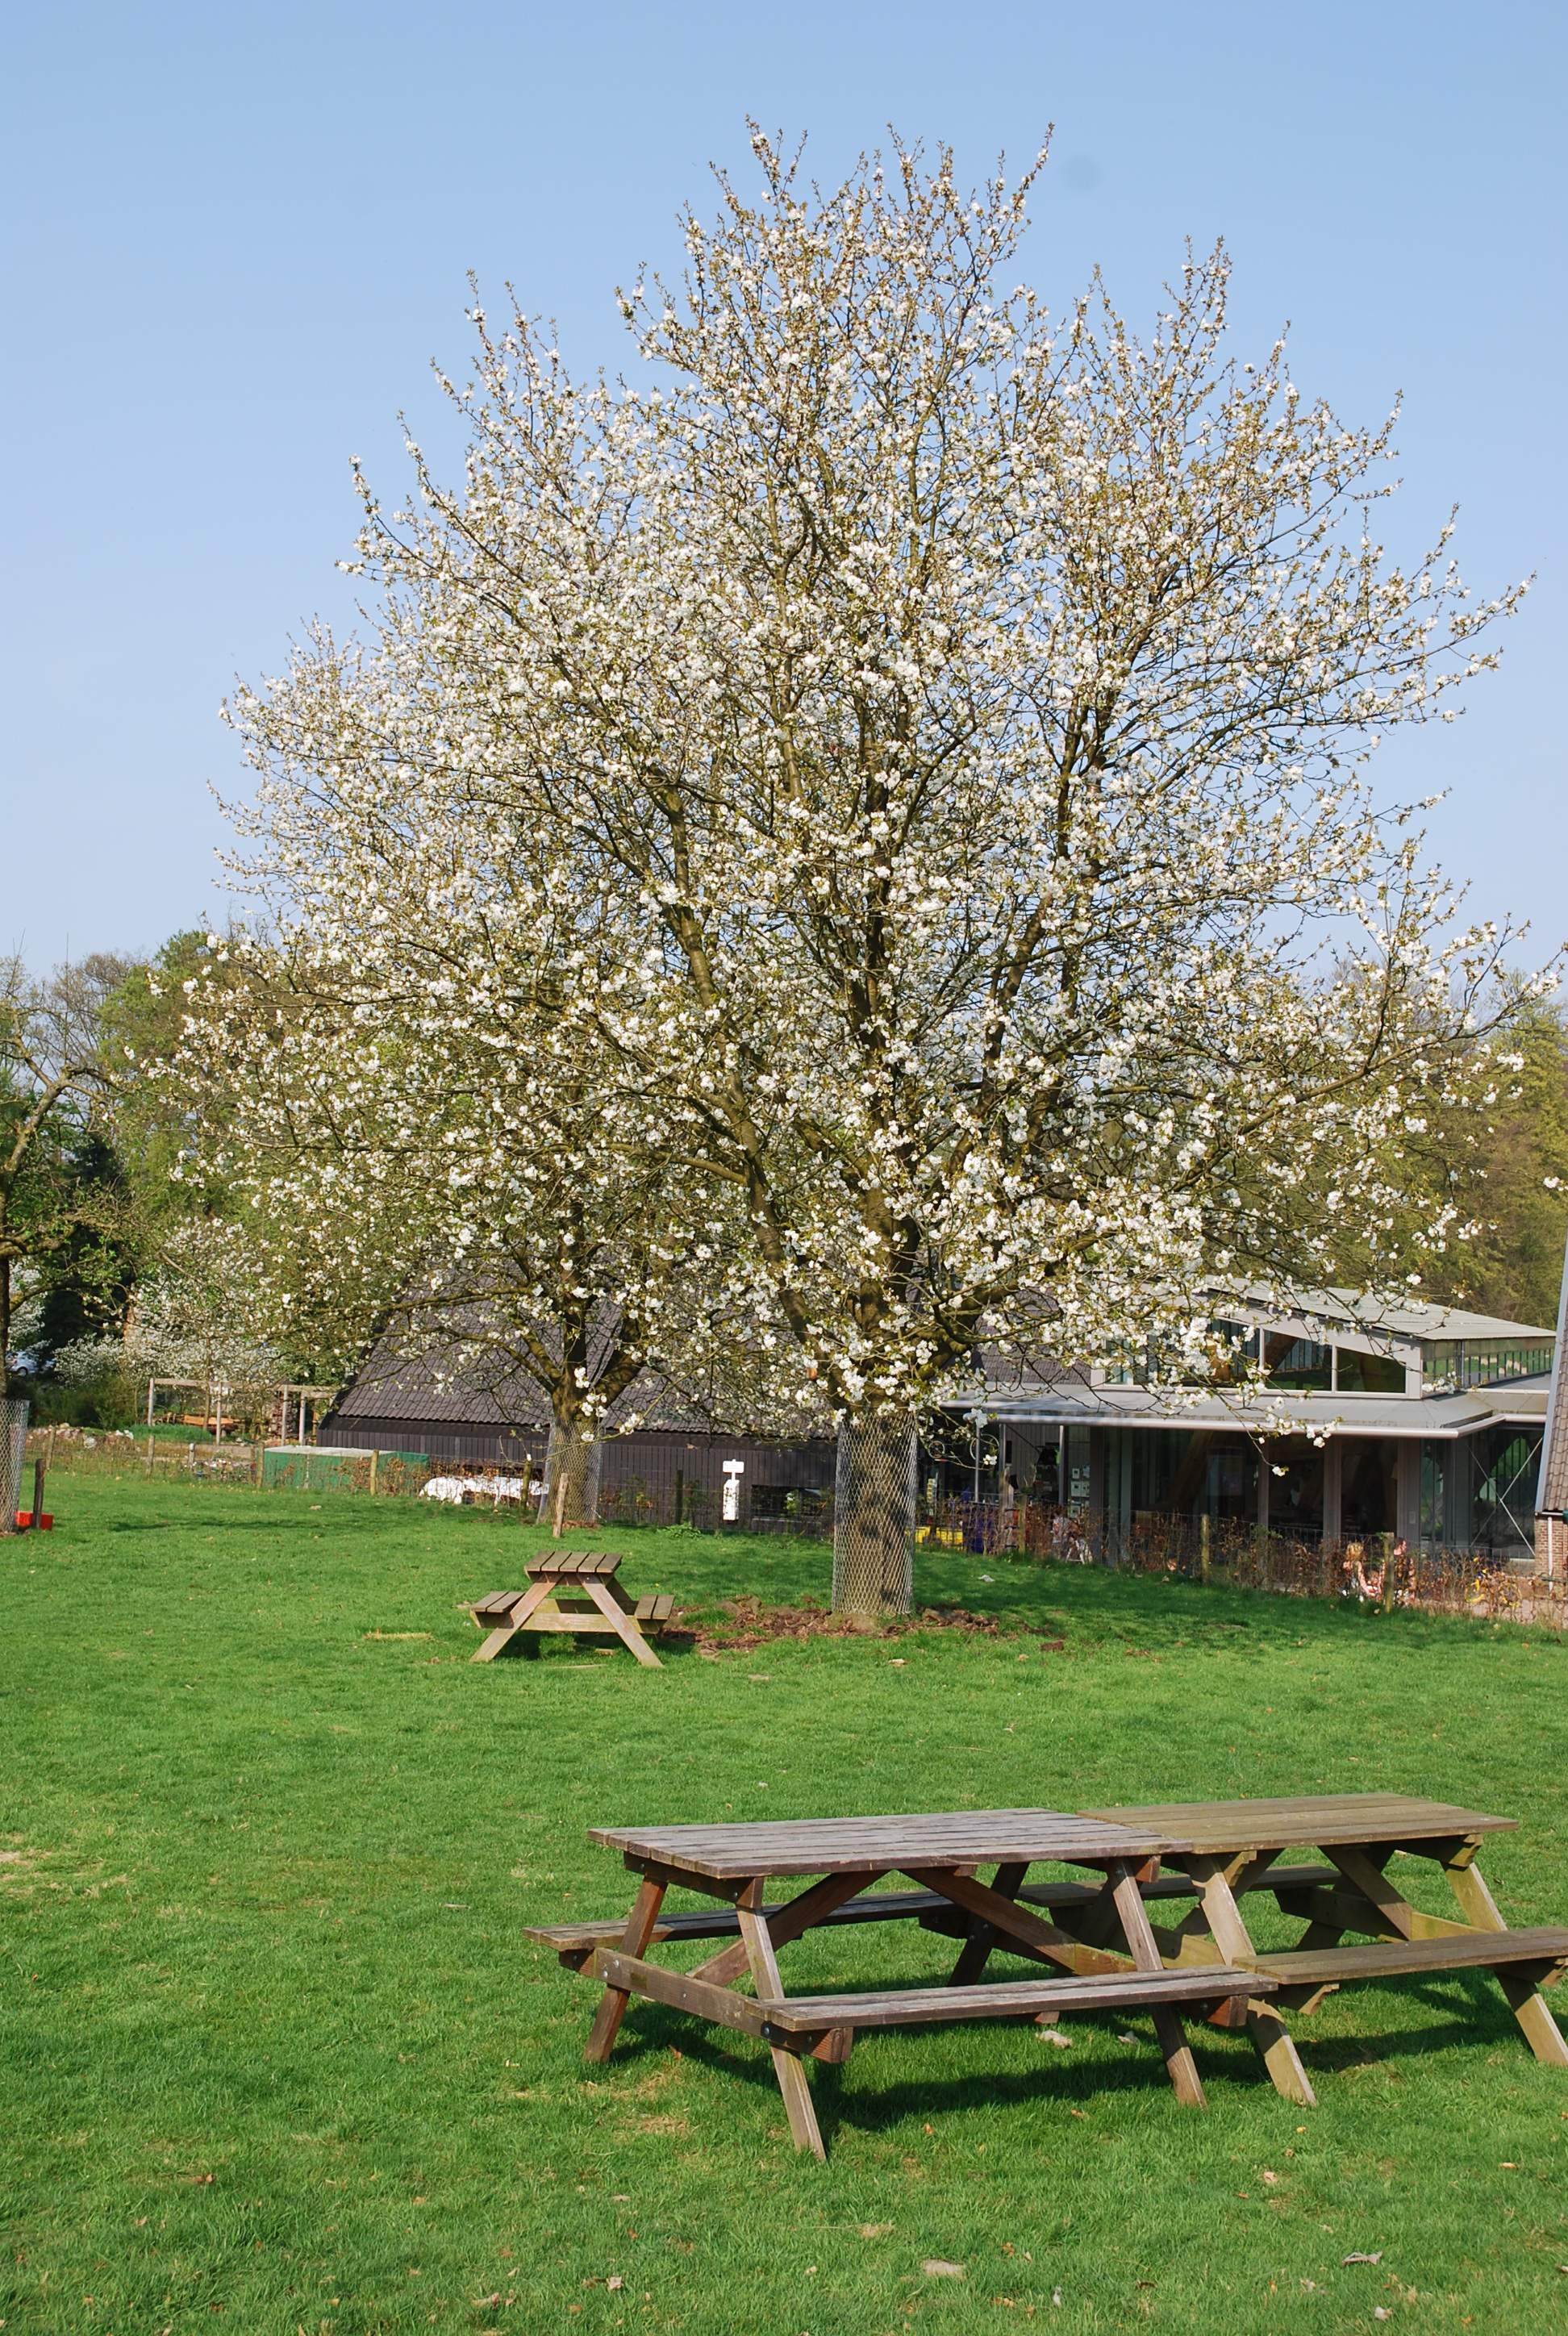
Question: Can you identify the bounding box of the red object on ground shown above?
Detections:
[15,1512,53,1530]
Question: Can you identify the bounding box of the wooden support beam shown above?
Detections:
[1182,1857,1316,2109]
[950,1861,1028,1988]
[585,1876,666,2063]
[1444,1855,1568,2070]
[1108,1863,1206,2108]
[736,1878,826,2160]
[904,1867,1133,1979]
[690,1869,874,1988]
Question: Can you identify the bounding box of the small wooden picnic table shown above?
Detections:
[528,1808,1278,2159]
[1069,1793,1568,2108]
[469,1550,673,1668]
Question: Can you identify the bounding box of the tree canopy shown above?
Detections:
[209,134,1544,1606]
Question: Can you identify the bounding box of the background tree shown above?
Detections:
[55,1215,282,1437]
[231,135,1534,1612]
[177,863,799,1530]
[0,951,139,1385]
[1325,989,1568,1326]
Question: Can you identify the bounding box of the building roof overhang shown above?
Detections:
[938,1379,1550,1442]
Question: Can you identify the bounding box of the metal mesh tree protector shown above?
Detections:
[0,1401,28,1535]
[544,1415,603,1533]
[832,1412,916,1616]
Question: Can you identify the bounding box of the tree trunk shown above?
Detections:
[832,1412,916,1618]
[0,1250,10,1391]
[545,1408,600,1535]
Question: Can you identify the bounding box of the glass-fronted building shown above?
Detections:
[944,1291,1555,1559]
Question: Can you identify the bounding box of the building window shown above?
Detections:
[1469,1428,1545,1552]
[1261,1333,1332,1391]
[1267,1438,1325,1538]
[1334,1347,1407,1394]
[1420,1443,1446,1543]
[1423,1338,1554,1392]
[1341,1439,1398,1537]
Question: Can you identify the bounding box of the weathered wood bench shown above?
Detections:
[1252,1925,1568,1997]
[525,1863,1345,1971]
[594,1948,1274,2062]
[550,1809,1299,2157]
[469,1552,673,1668]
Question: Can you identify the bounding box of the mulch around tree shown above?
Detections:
[673,1593,1067,1653]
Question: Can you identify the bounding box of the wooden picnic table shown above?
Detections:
[469,1550,674,1668]
[1068,1794,1568,2108]
[527,1808,1278,2159]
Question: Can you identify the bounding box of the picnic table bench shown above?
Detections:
[469,1550,674,1668]
[528,1809,1277,2159]
[1068,1794,1568,2107]
[528,1793,1568,2156]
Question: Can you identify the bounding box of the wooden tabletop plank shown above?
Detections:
[528,1548,624,1580]
[588,1808,1171,1879]
[1077,1795,1516,1854]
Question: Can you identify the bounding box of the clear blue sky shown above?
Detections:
[4,0,1563,974]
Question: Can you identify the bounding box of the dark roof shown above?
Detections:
[324,1320,833,1445]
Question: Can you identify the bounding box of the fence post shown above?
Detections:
[1199,1513,1211,1585]
[369,1448,379,1497]
[1381,1532,1397,1614]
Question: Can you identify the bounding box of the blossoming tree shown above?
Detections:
[177,848,799,1533]
[227,134,1524,1611]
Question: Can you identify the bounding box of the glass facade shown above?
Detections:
[1045,1418,1545,1554]
[1102,1427,1262,1540]
[1422,1337,1553,1391]
[1340,1439,1398,1537]
[1103,1316,1551,1397]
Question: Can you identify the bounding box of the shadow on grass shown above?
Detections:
[582,1966,1547,2154]
[598,2004,1268,2148]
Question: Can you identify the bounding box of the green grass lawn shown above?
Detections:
[4,1475,1568,2335]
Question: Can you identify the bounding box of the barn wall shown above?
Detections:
[318,1415,836,1510]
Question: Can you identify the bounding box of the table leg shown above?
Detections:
[580,1577,664,1668]
[1107,1863,1206,2107]
[585,1875,667,2062]
[950,1861,1028,1987]
[1442,1850,1568,2070]
[472,1579,553,1661]
[1183,1855,1316,2109]
[736,1876,827,2161]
